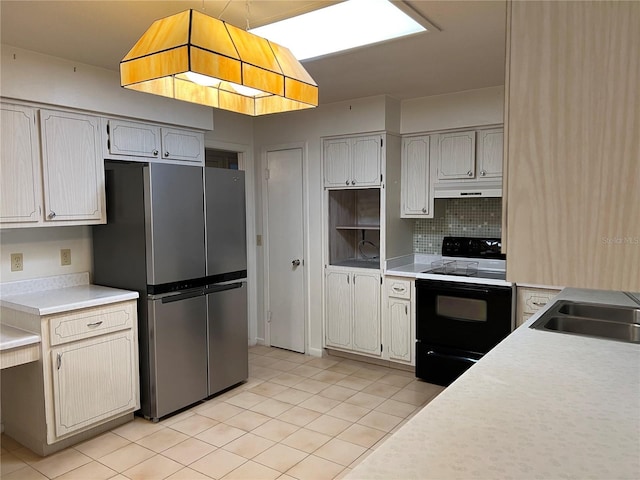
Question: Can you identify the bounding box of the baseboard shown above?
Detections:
[326,348,416,373]
[255,337,266,346]
[307,347,323,358]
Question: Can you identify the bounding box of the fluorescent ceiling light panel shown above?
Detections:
[250,0,427,61]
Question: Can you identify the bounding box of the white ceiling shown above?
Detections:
[0,1,506,105]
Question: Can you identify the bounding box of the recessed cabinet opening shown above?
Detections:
[328,188,380,269]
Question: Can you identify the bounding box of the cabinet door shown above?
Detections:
[51,331,138,438]
[437,131,476,180]
[161,128,204,163]
[107,119,161,158]
[352,135,381,186]
[352,272,381,356]
[401,136,430,216]
[325,270,352,349]
[0,104,42,224]
[477,128,503,179]
[40,110,105,222]
[387,298,412,362]
[324,138,351,187]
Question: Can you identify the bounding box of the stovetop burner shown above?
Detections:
[422,237,507,281]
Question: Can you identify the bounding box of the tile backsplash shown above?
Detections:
[414,198,502,254]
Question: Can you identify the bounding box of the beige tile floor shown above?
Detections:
[1,346,445,480]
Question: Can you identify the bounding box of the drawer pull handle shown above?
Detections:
[393,286,405,292]
[532,301,547,307]
[87,321,103,327]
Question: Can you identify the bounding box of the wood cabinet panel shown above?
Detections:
[49,302,135,346]
[505,1,640,291]
[388,298,411,363]
[352,272,381,355]
[325,268,381,357]
[0,104,41,224]
[401,136,430,217]
[323,135,381,188]
[51,332,137,437]
[40,109,104,222]
[161,127,204,162]
[325,270,352,349]
[477,128,503,179]
[437,131,475,180]
[108,119,160,158]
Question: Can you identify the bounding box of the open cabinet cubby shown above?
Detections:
[328,188,381,269]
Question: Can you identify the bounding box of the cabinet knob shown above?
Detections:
[164,151,170,157]
[346,180,350,185]
[292,259,301,267]
[480,170,486,176]
[467,170,473,177]
[351,180,356,185]
[48,211,56,219]
[153,149,159,156]
[422,207,427,213]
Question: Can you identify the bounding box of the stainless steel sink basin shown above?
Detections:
[530,300,640,344]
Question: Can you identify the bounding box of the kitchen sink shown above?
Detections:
[530,300,640,344]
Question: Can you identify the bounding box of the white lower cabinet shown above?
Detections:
[383,277,415,365]
[51,331,137,437]
[0,300,139,455]
[325,267,381,357]
[516,286,562,327]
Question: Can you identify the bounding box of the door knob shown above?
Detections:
[292,259,301,267]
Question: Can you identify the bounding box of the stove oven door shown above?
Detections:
[416,279,513,353]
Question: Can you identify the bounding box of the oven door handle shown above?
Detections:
[427,350,479,364]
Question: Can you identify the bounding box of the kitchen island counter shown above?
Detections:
[347,288,640,479]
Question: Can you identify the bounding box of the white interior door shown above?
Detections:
[265,147,305,352]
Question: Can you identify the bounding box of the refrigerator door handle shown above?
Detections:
[161,289,205,304]
[204,282,244,295]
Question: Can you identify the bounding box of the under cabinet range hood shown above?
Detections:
[433,181,502,198]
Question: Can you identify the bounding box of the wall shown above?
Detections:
[0,227,92,283]
[401,86,504,134]
[414,198,502,254]
[0,46,213,130]
[253,96,389,355]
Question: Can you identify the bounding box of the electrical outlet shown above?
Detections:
[60,248,71,266]
[11,253,23,272]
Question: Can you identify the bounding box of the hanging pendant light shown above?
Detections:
[120,9,318,116]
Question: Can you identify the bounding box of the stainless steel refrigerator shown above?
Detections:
[93,161,248,421]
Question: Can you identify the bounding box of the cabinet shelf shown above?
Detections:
[335,224,380,230]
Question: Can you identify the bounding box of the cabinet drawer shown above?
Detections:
[387,278,411,299]
[49,301,136,346]
[518,288,560,315]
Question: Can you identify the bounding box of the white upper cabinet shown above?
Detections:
[106,119,161,158]
[437,131,476,180]
[104,118,204,164]
[324,134,382,188]
[477,128,503,179]
[40,109,105,223]
[401,135,431,217]
[0,104,42,224]
[435,128,503,182]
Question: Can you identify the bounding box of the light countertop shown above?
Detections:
[1,284,139,316]
[0,324,40,351]
[347,288,640,479]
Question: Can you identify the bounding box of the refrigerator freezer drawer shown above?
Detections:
[148,294,208,419]
[207,282,248,395]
